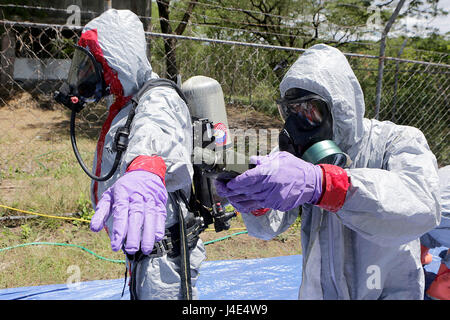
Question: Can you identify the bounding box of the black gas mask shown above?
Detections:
[55,45,108,112]
[54,45,116,181]
[277,88,350,168]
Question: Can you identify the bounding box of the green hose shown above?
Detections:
[0,242,126,264]
[203,231,248,245]
[0,231,248,263]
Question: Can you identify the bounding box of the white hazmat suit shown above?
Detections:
[82,9,205,300]
[242,44,441,299]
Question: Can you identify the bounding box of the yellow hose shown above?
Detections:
[0,204,90,223]
[0,204,247,232]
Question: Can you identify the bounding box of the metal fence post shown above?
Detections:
[374,50,384,120]
[0,30,15,93]
[374,0,406,120]
[391,38,408,122]
[144,0,152,59]
[104,0,112,11]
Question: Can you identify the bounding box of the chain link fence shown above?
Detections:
[0,19,449,167]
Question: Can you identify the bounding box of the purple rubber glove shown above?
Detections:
[215,151,323,213]
[90,170,168,255]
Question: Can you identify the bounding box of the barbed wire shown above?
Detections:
[0,3,447,58]
[166,0,371,32]
[0,2,345,44]
[0,3,100,16]
[159,16,359,43]
[159,1,448,58]
[190,0,296,20]
[0,1,376,31]
[1,19,448,68]
[193,0,377,30]
[157,5,448,60]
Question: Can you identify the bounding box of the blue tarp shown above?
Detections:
[0,248,445,300]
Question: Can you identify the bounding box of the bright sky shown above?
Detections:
[430,0,450,34]
[401,0,450,35]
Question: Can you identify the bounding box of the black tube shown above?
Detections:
[69,110,121,181]
[176,190,193,300]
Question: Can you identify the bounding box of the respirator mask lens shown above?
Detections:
[67,45,103,102]
[277,92,351,168]
[277,95,328,129]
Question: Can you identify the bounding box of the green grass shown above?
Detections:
[0,222,125,288]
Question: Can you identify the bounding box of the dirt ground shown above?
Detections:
[226,103,283,130]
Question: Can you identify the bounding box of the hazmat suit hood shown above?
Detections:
[79,9,155,99]
[280,44,365,154]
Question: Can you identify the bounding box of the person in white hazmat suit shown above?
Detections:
[67,9,206,299]
[216,44,441,299]
[420,165,450,300]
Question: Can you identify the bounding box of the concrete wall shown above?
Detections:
[13,58,70,81]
